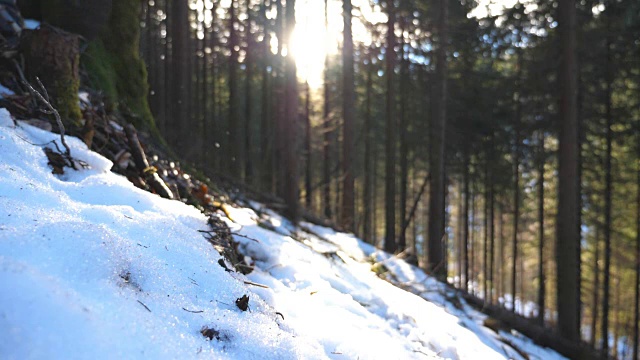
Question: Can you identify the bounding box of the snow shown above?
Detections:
[0,109,566,359]
[0,84,14,98]
[24,19,40,30]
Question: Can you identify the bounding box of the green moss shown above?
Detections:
[80,0,157,135]
[81,40,118,111]
[53,77,82,125]
[371,262,389,275]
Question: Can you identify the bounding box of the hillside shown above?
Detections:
[0,110,567,359]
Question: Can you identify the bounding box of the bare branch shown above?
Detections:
[13,59,75,169]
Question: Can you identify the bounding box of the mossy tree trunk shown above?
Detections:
[82,0,156,133]
[21,26,82,126]
[18,0,156,134]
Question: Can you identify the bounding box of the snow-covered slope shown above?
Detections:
[0,110,564,359]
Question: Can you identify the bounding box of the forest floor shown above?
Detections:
[0,108,566,359]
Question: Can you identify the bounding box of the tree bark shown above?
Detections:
[341,0,355,232]
[383,0,397,254]
[457,178,463,289]
[591,227,600,348]
[483,149,489,302]
[245,0,255,183]
[556,0,581,343]
[601,29,613,356]
[498,204,505,301]
[537,129,546,325]
[427,0,447,278]
[304,81,312,209]
[398,16,409,253]
[201,11,210,168]
[228,0,242,180]
[489,136,495,304]
[471,181,476,295]
[363,49,374,242]
[322,0,332,220]
[463,149,470,292]
[260,0,273,191]
[171,0,189,152]
[511,49,522,313]
[634,111,640,360]
[21,26,81,126]
[282,0,299,222]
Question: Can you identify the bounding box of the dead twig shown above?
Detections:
[13,60,74,165]
[182,307,204,314]
[198,228,260,243]
[137,300,151,312]
[243,280,269,289]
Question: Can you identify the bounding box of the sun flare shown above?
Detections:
[291,0,385,89]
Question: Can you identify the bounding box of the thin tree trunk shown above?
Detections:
[373,138,379,246]
[601,32,613,356]
[260,0,272,191]
[634,103,640,360]
[427,0,447,278]
[499,204,505,305]
[201,14,209,167]
[511,49,522,314]
[228,0,241,179]
[164,0,172,143]
[305,81,312,208]
[207,4,218,171]
[363,50,374,242]
[383,0,397,254]
[537,129,546,325]
[212,41,220,172]
[489,136,495,304]
[612,275,620,359]
[322,0,332,220]
[155,1,165,133]
[400,174,429,245]
[470,182,476,295]
[591,227,600,348]
[171,0,189,152]
[398,17,408,252]
[245,0,254,183]
[556,0,581,342]
[274,0,286,194]
[341,0,355,232]
[457,178,463,289]
[282,0,299,222]
[463,150,470,292]
[484,150,489,302]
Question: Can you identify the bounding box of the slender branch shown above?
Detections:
[13,60,72,160]
[399,174,430,239]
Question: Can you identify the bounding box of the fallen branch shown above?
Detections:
[124,124,173,199]
[460,291,609,360]
[499,336,530,360]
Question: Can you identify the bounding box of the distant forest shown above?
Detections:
[138,0,639,358]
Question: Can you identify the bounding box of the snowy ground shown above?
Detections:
[0,110,565,359]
